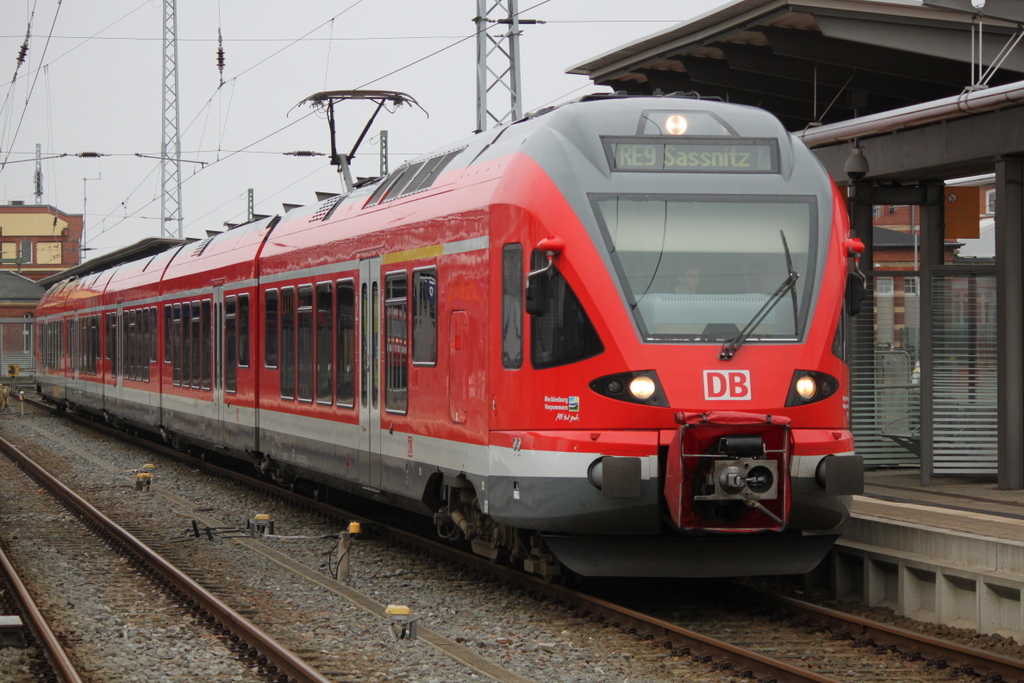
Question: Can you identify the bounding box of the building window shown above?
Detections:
[876,277,894,295]
[19,240,32,264]
[905,276,919,296]
[986,189,996,215]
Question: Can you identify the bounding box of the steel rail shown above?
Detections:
[0,541,84,683]
[740,585,1024,682]
[24,399,842,683]
[40,398,1024,681]
[0,430,334,683]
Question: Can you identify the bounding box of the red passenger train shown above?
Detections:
[36,94,863,578]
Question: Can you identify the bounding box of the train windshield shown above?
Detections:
[592,195,818,343]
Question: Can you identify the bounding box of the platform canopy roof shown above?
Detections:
[568,0,1024,132]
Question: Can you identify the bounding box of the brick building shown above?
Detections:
[0,202,83,282]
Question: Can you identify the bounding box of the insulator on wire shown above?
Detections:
[217,28,225,86]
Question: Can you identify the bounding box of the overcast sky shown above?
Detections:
[1,0,727,261]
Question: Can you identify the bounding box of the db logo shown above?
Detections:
[704,370,752,400]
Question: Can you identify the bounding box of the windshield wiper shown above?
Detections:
[719,231,800,361]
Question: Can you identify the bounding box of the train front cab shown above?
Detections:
[481,98,864,577]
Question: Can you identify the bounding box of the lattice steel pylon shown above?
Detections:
[161,0,183,239]
[475,0,524,132]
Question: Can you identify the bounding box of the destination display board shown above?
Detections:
[603,137,779,174]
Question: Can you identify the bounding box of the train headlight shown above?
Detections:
[795,375,817,399]
[785,370,839,406]
[665,114,688,135]
[629,376,656,400]
[589,371,668,406]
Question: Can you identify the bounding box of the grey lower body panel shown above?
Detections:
[487,475,662,535]
[542,531,840,578]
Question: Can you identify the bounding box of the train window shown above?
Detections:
[182,302,192,386]
[225,296,237,393]
[134,310,142,380]
[529,249,604,370]
[336,279,355,407]
[372,281,379,409]
[69,320,76,372]
[128,310,137,380]
[92,315,99,375]
[297,285,313,402]
[238,294,250,368]
[137,309,144,380]
[164,306,172,363]
[316,282,333,404]
[107,312,117,378]
[265,289,279,369]
[502,244,523,369]
[191,301,201,389]
[173,304,182,385]
[412,268,437,365]
[280,287,295,399]
[201,299,212,390]
[385,272,408,414]
[592,195,816,343]
[150,307,158,364]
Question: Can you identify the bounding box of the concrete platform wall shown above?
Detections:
[832,516,1024,641]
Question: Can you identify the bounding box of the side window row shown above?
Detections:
[123,306,157,382]
[266,280,356,405]
[266,267,438,413]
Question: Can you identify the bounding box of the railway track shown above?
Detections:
[0,535,82,683]
[16,396,1024,683]
[0,422,333,683]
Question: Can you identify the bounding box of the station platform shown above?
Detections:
[831,468,1024,641]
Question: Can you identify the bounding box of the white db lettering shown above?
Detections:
[704,370,752,400]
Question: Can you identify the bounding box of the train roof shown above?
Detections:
[37,238,190,289]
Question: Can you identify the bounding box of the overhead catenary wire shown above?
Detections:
[0,0,64,176]
[34,0,562,257]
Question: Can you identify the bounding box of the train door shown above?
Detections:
[212,285,225,441]
[110,304,124,417]
[449,311,468,423]
[358,257,382,490]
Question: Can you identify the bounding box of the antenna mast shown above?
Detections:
[161,0,183,238]
[476,0,535,132]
